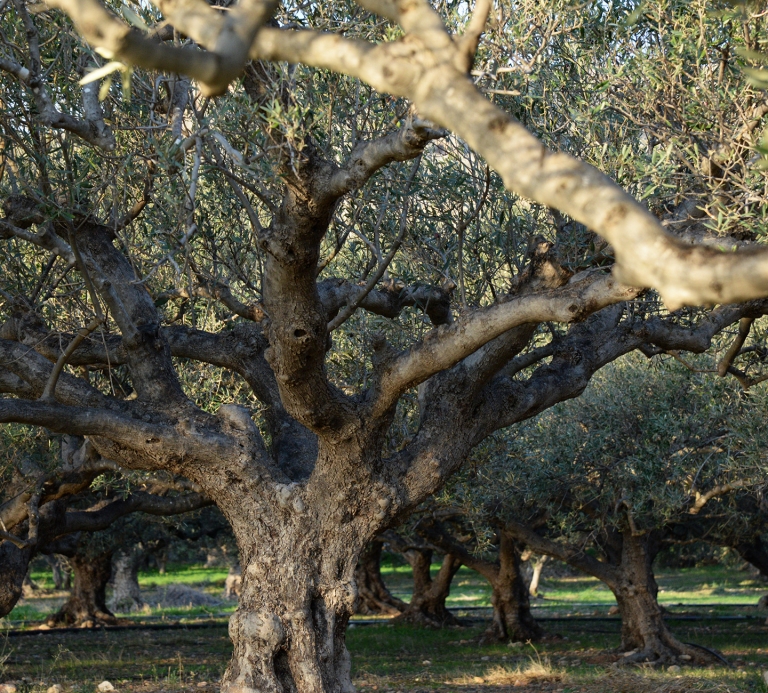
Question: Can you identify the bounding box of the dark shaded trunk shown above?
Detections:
[0,543,33,617]
[47,551,117,627]
[734,536,768,580]
[607,532,713,666]
[354,540,405,616]
[109,548,144,612]
[393,549,461,627]
[484,532,542,643]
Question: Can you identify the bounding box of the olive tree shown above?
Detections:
[4,0,768,690]
[450,354,767,664]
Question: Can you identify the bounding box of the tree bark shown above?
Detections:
[0,543,33,617]
[109,548,144,612]
[606,532,708,665]
[354,540,405,616]
[484,532,542,643]
[47,551,117,627]
[222,528,361,693]
[392,549,461,627]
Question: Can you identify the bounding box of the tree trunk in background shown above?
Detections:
[224,564,242,600]
[735,537,768,580]
[47,551,117,627]
[393,549,461,627]
[609,532,713,665]
[528,555,548,597]
[354,540,406,616]
[109,548,144,612]
[484,533,542,642]
[48,554,72,589]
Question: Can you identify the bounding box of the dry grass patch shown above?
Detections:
[449,659,566,687]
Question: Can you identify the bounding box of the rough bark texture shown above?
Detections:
[47,551,117,627]
[354,541,405,616]
[393,549,461,627]
[484,533,543,643]
[605,533,709,665]
[109,548,144,612]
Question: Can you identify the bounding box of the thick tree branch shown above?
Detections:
[326,116,445,197]
[504,520,619,588]
[371,272,640,419]
[58,490,212,536]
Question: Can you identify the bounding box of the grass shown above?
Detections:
[3,562,768,691]
[2,619,767,692]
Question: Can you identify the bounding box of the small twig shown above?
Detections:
[718,317,754,377]
[40,316,103,401]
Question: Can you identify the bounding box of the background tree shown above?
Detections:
[449,354,768,664]
[4,1,768,691]
[417,511,543,643]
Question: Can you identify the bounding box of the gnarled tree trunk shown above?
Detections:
[221,516,364,693]
[485,532,543,643]
[47,551,117,627]
[506,522,720,665]
[354,540,405,616]
[109,548,144,612]
[606,532,711,665]
[393,549,461,627]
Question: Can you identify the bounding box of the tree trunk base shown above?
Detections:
[615,639,726,667]
[391,606,460,628]
[47,551,116,628]
[481,617,542,644]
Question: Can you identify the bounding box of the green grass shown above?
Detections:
[3,619,767,692]
[8,562,768,626]
[4,562,768,691]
